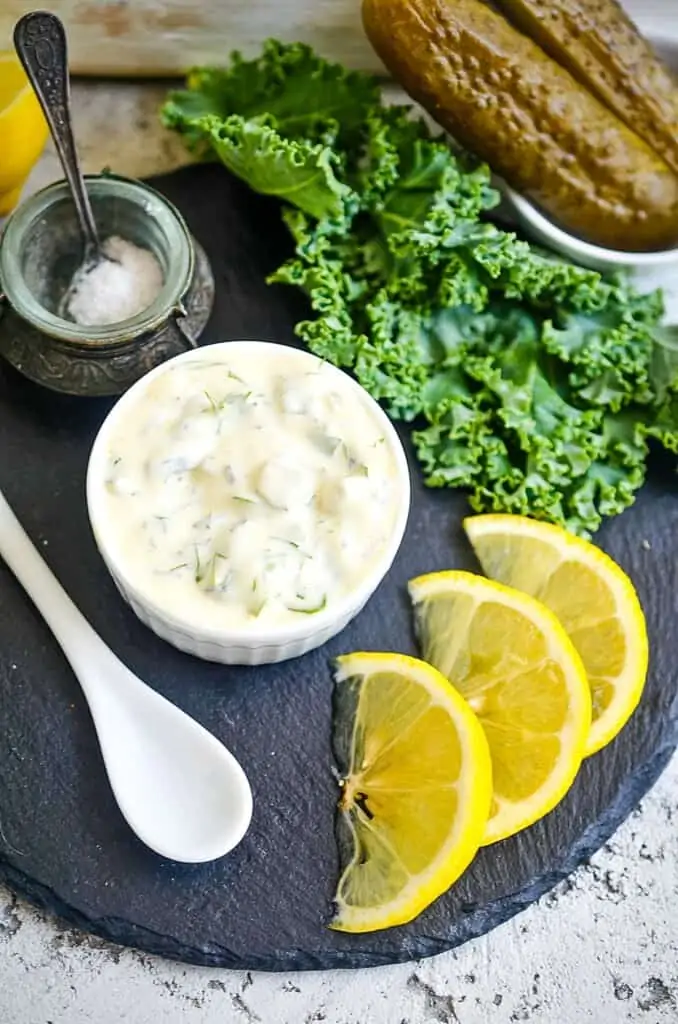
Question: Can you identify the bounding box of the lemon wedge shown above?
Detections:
[331,652,492,933]
[408,571,591,845]
[464,515,649,757]
[0,52,48,216]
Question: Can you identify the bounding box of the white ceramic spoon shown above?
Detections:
[0,489,253,863]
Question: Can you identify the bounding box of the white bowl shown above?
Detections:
[86,341,411,666]
[504,187,678,276]
[503,31,678,290]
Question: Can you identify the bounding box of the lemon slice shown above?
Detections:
[0,52,48,216]
[408,571,591,845]
[330,652,492,933]
[464,515,649,757]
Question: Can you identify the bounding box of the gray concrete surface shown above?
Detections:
[0,80,676,1024]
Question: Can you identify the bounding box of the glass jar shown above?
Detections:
[0,173,214,396]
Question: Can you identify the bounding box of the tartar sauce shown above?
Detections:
[99,348,401,630]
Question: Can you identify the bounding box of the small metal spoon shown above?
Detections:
[0,489,253,863]
[13,11,115,301]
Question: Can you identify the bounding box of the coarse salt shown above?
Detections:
[65,235,164,327]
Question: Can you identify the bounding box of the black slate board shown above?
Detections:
[1,164,677,972]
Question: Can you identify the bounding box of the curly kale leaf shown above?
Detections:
[163,40,676,537]
[649,325,678,406]
[541,287,664,410]
[200,115,356,222]
[161,39,379,150]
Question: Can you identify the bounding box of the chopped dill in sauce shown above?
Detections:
[100,349,399,630]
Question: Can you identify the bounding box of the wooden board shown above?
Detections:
[0,164,676,971]
[0,0,674,77]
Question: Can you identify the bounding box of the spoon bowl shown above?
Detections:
[87,648,253,862]
[0,488,253,862]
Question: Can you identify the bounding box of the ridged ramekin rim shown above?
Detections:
[86,340,411,651]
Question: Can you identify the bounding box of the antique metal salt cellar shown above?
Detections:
[0,174,215,396]
[0,11,214,397]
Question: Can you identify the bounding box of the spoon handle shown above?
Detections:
[14,12,100,255]
[0,491,111,691]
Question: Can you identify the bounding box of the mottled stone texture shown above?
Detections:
[1,755,676,1021]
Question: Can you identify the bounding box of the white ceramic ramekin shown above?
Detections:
[86,341,411,666]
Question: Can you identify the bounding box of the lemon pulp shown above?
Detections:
[464,514,648,756]
[409,571,591,844]
[331,652,492,932]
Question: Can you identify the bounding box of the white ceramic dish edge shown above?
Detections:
[502,32,678,322]
[504,187,678,274]
[86,340,412,666]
